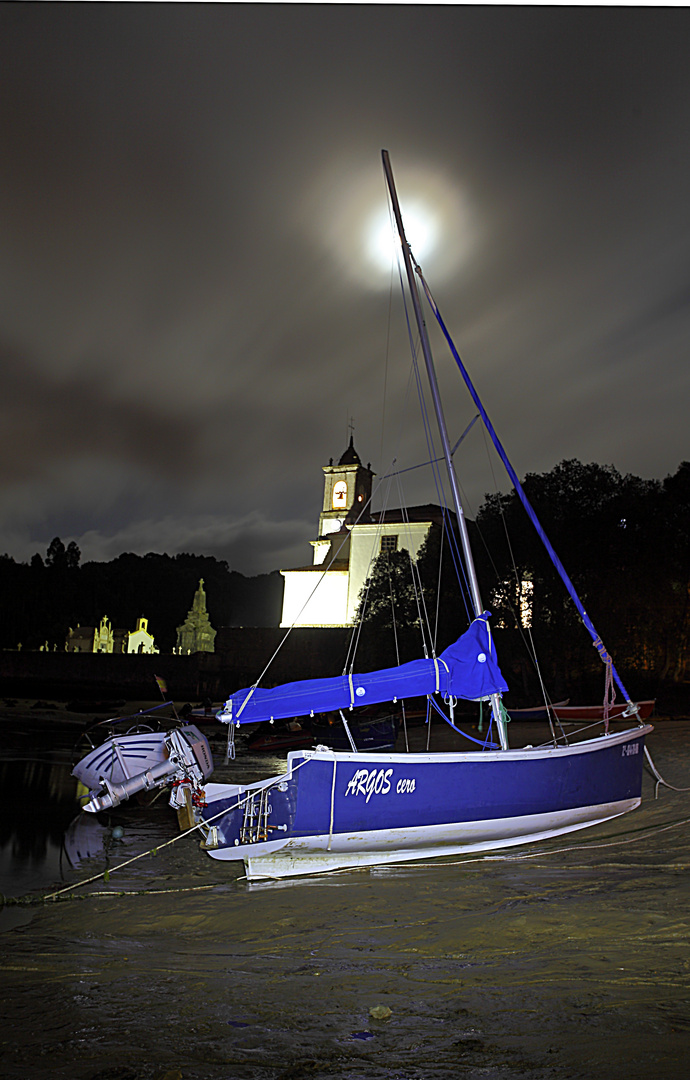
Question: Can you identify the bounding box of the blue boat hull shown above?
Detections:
[200,724,652,878]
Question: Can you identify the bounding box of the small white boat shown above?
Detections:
[73,712,213,814]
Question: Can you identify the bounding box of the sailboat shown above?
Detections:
[193,150,653,879]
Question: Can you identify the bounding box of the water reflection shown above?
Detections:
[62,813,110,868]
[0,756,79,897]
[0,712,278,898]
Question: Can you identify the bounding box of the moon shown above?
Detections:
[302,159,476,291]
[365,200,439,273]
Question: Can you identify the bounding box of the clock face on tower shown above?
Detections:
[332,481,348,509]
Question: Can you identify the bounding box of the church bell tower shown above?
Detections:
[317,435,374,542]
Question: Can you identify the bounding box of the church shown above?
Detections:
[65,615,158,653]
[280,437,443,628]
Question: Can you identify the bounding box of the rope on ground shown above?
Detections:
[644,745,690,796]
[4,883,224,906]
[37,754,317,904]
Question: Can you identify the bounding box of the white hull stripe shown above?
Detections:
[207,798,640,879]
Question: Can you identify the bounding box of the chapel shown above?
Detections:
[65,615,158,653]
[280,437,438,628]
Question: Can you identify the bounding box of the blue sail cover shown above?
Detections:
[218,613,508,726]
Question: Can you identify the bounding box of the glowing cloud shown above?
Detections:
[300,157,476,290]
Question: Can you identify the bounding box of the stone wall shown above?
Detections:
[0,627,350,703]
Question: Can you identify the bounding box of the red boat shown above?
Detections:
[552,700,655,722]
[506,699,569,721]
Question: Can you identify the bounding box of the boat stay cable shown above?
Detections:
[414,260,639,717]
[234,462,400,716]
[473,422,568,745]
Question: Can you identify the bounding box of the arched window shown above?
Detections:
[332,480,348,509]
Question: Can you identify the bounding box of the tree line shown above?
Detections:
[0,544,284,653]
[356,459,690,703]
[2,458,688,699]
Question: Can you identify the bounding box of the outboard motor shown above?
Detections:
[82,725,213,813]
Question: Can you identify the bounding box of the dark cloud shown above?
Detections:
[0,343,204,482]
[1,5,689,574]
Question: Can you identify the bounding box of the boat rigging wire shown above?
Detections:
[374,411,481,484]
[432,513,445,654]
[383,556,411,751]
[392,239,474,627]
[238,458,403,704]
[393,469,434,658]
[377,212,397,480]
[427,694,500,749]
[472,420,567,746]
[383,148,510,752]
[414,260,637,712]
[342,469,393,673]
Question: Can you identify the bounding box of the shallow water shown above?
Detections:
[1,711,690,1079]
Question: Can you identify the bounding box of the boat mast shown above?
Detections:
[381,149,509,750]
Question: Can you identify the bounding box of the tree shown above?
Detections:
[356,548,419,629]
[415,521,475,652]
[66,541,81,570]
[354,522,481,669]
[42,537,82,647]
[0,547,283,651]
[354,547,428,669]
[474,459,675,700]
[45,537,66,569]
[659,461,690,681]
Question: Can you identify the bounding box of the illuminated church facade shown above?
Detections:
[280,437,436,628]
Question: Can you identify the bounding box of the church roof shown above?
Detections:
[338,435,362,466]
[282,560,350,573]
[369,504,459,527]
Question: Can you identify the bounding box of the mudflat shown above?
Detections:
[1,713,689,1079]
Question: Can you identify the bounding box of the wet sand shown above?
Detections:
[1,711,689,1079]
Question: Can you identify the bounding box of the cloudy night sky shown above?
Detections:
[1,4,689,577]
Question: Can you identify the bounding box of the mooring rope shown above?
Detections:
[644,745,690,797]
[394,812,690,870]
[26,754,318,905]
